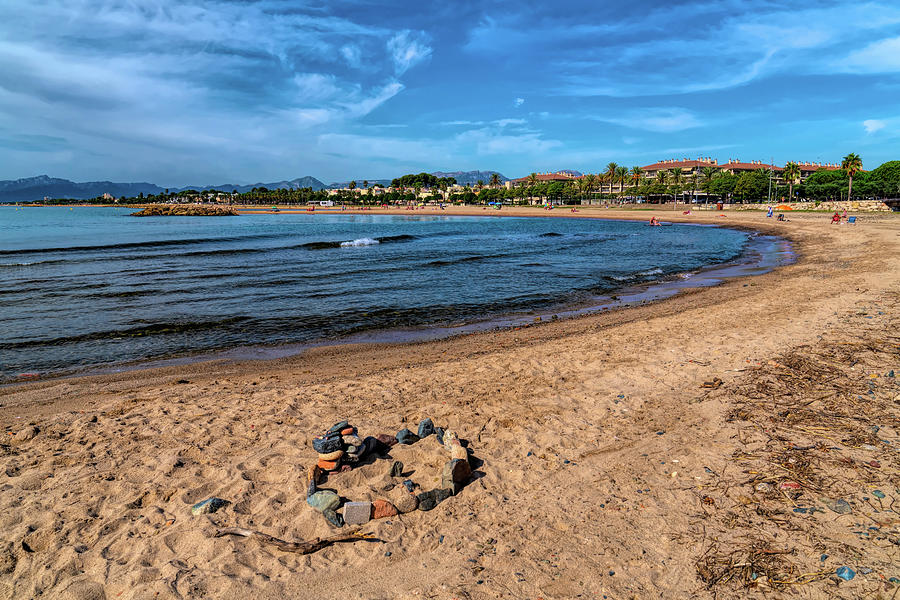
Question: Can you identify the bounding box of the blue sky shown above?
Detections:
[1,0,899,185]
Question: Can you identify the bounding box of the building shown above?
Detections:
[639,157,840,184]
[506,171,579,189]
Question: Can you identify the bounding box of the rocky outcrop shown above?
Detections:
[131,205,238,217]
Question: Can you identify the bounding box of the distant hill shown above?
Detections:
[0,175,328,202]
[0,176,163,203]
[325,179,393,190]
[431,170,508,184]
[177,176,326,193]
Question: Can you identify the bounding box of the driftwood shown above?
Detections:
[214,526,376,554]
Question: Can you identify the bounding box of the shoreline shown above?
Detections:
[2,209,789,386]
[1,209,898,600]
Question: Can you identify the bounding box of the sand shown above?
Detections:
[1,207,898,599]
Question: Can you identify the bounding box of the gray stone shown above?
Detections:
[307,490,340,513]
[417,418,435,438]
[396,429,420,445]
[390,461,404,477]
[312,434,342,453]
[343,501,372,525]
[190,497,229,515]
[417,488,452,511]
[323,509,344,528]
[441,459,471,494]
[327,420,349,434]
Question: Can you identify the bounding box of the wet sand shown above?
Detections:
[1,207,898,599]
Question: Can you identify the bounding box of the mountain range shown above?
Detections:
[0,170,512,202]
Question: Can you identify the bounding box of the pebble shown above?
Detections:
[417,488,452,511]
[873,490,885,499]
[340,427,356,436]
[823,498,852,515]
[323,509,343,528]
[191,497,229,516]
[375,433,398,448]
[327,420,349,434]
[307,491,340,513]
[835,566,855,581]
[342,434,362,448]
[361,436,379,456]
[317,458,340,471]
[312,434,342,454]
[449,444,469,462]
[417,418,436,438]
[435,427,445,444]
[390,461,404,477]
[402,479,417,493]
[388,487,419,513]
[317,449,344,462]
[779,481,802,490]
[396,429,420,445]
[442,459,471,494]
[372,499,398,519]
[343,501,372,526]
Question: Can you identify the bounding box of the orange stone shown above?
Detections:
[372,499,398,519]
[317,458,340,471]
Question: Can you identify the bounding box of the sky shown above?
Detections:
[1,0,900,186]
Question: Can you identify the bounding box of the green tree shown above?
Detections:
[489,173,500,188]
[615,166,629,201]
[734,170,768,201]
[629,166,643,193]
[841,153,863,200]
[783,162,800,201]
[605,162,618,197]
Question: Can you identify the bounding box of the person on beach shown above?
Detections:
[831,212,841,224]
[766,206,773,218]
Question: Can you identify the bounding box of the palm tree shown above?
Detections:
[783,162,800,201]
[668,168,683,209]
[630,166,644,191]
[615,166,629,203]
[605,162,618,197]
[349,181,356,191]
[363,180,369,190]
[489,173,500,188]
[841,153,862,201]
[584,173,597,202]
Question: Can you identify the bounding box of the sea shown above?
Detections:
[0,207,773,382]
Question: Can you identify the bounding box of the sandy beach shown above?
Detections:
[1,207,898,599]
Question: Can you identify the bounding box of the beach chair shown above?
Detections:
[847,216,857,224]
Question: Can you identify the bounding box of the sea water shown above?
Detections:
[0,207,751,380]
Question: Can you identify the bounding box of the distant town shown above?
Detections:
[11,153,900,208]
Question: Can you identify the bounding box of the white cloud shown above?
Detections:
[842,37,900,72]
[387,31,432,75]
[863,119,887,134]
[514,97,525,107]
[596,108,703,133]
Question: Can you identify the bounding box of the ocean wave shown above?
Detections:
[341,237,379,247]
[0,233,287,257]
[302,234,417,250]
[0,316,253,350]
[426,255,492,267]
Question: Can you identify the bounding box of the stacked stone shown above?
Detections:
[306,417,474,527]
[312,419,383,472]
